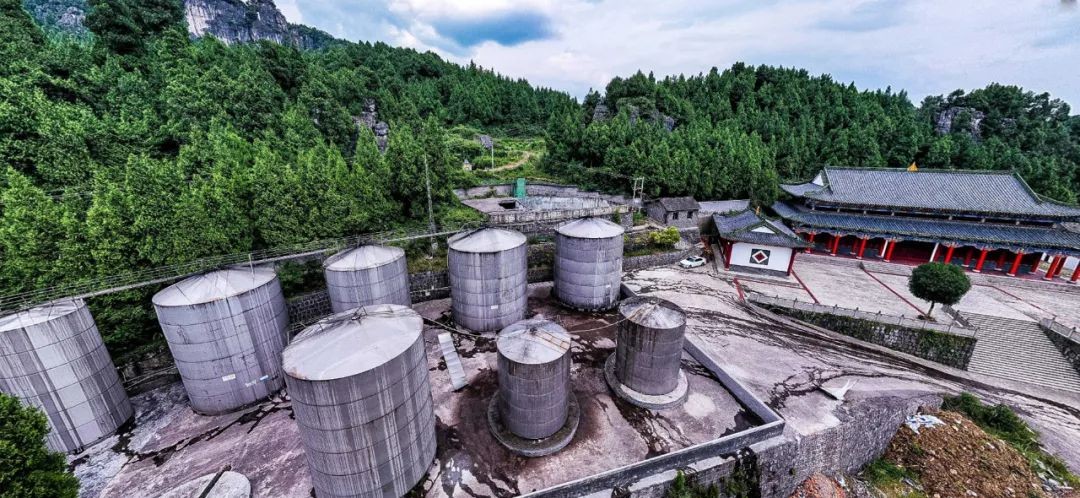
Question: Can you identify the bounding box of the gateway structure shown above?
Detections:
[777,167,1080,281]
[711,208,808,276]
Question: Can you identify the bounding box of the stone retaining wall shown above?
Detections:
[1040,319,1080,375]
[757,300,976,369]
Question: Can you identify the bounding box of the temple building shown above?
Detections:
[774,167,1080,282]
[709,207,808,276]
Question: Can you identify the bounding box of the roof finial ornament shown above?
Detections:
[907,162,919,172]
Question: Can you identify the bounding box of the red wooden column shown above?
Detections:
[1007,251,1025,276]
[963,248,974,267]
[856,238,869,259]
[724,240,733,269]
[973,249,988,273]
[829,235,841,256]
[805,233,816,254]
[1046,255,1065,280]
[1071,264,1080,283]
[787,250,798,276]
[943,245,956,265]
[995,251,1007,271]
[884,239,897,262]
[1029,253,1043,274]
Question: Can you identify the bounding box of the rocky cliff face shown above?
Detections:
[24,0,336,49]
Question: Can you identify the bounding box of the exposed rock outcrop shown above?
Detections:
[353,99,390,153]
[934,106,985,138]
[23,0,337,49]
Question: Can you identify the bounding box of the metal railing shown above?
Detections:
[747,293,976,338]
[0,223,487,313]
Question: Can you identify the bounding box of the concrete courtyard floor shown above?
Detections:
[742,257,1080,327]
[72,284,754,498]
[622,266,1080,472]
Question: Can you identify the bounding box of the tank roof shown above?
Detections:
[153,268,277,307]
[324,245,405,271]
[620,297,686,329]
[0,300,83,332]
[497,319,571,364]
[556,217,625,239]
[283,304,423,381]
[448,227,526,253]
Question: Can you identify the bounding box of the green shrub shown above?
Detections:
[649,226,681,248]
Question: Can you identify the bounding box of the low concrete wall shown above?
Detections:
[752,295,977,370]
[1040,318,1080,375]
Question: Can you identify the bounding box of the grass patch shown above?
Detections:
[863,458,927,497]
[942,393,1079,487]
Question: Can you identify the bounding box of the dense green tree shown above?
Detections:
[85,0,184,56]
[0,393,80,498]
[908,262,972,317]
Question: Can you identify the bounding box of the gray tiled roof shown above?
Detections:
[781,167,1080,219]
[773,202,1080,256]
[712,209,808,248]
[699,199,751,215]
[656,197,700,212]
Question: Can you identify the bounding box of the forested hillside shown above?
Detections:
[0,0,573,355]
[545,66,1080,205]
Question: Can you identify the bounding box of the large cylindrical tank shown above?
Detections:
[496,319,572,440]
[447,228,528,332]
[283,304,435,498]
[0,300,132,453]
[324,245,411,313]
[152,268,288,415]
[554,218,625,311]
[615,296,687,396]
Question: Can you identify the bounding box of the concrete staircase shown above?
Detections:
[962,313,1080,393]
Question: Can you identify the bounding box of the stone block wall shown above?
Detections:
[763,305,976,369]
[1040,320,1080,375]
[755,393,942,498]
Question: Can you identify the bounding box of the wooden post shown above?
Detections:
[805,233,815,254]
[973,249,988,273]
[856,238,868,259]
[884,240,897,262]
[929,243,940,262]
[1008,251,1025,276]
[1046,255,1064,280]
[995,251,1007,272]
[1029,254,1043,274]
[964,248,974,267]
[1070,264,1080,283]
[787,250,797,276]
[830,235,841,256]
[943,245,955,265]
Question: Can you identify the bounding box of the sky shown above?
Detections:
[275,0,1080,107]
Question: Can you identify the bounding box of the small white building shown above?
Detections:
[711,208,808,276]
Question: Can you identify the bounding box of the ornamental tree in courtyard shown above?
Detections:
[908,262,972,318]
[0,393,79,498]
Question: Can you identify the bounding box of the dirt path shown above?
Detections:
[488,150,534,172]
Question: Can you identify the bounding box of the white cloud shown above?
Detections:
[287,0,1080,107]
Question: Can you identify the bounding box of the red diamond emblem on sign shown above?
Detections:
[750,249,771,265]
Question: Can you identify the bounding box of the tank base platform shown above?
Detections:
[604,353,689,410]
[487,392,580,458]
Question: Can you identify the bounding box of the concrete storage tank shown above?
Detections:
[323,245,411,313]
[152,267,288,415]
[283,304,435,498]
[447,227,528,332]
[0,300,132,453]
[488,318,579,457]
[605,296,689,409]
[554,217,625,311]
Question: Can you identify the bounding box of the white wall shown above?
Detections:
[730,242,793,273]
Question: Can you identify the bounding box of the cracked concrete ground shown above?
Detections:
[71,283,753,498]
[69,265,1080,497]
[623,265,1080,472]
